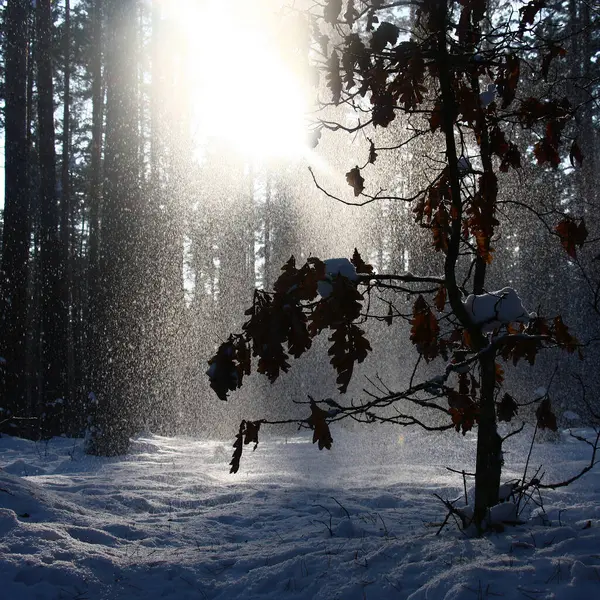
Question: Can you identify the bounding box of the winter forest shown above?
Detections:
[1,0,600,598]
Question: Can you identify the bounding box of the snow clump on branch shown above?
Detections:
[317,258,359,298]
[463,287,530,332]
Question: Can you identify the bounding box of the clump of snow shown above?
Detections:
[479,82,497,107]
[317,258,358,298]
[457,155,471,174]
[563,410,581,423]
[464,287,530,332]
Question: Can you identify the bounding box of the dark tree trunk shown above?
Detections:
[87,0,104,399]
[36,0,67,435]
[1,0,31,423]
[435,0,502,529]
[61,0,76,430]
[87,0,141,455]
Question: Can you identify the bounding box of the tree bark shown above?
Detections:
[88,0,141,455]
[87,0,104,399]
[36,0,68,434]
[1,0,31,423]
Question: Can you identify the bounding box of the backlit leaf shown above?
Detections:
[307,400,333,449]
[497,393,518,422]
[555,218,588,258]
[351,248,374,274]
[536,397,557,431]
[346,166,365,196]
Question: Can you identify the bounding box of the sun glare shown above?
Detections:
[158,0,311,160]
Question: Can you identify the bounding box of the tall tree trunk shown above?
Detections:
[87,0,141,455]
[36,0,67,434]
[1,0,31,425]
[61,0,76,430]
[87,0,104,399]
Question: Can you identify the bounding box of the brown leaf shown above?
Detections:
[384,304,393,326]
[555,218,588,258]
[307,400,333,450]
[519,0,546,35]
[371,21,399,53]
[542,44,566,80]
[410,295,440,362]
[495,362,505,385]
[344,0,358,26]
[230,421,245,474]
[450,403,479,435]
[327,51,342,104]
[553,315,578,353]
[368,139,378,164]
[328,323,372,392]
[536,397,557,431]
[434,285,446,312]
[243,420,261,449]
[324,0,342,24]
[207,337,247,401]
[497,393,518,422]
[351,248,374,274]
[346,166,365,196]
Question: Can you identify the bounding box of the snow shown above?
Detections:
[479,83,497,108]
[0,427,599,599]
[317,258,358,298]
[464,287,530,332]
[564,411,581,422]
[457,156,471,174]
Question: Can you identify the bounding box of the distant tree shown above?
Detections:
[86,0,141,455]
[1,0,31,423]
[207,0,599,531]
[36,0,69,434]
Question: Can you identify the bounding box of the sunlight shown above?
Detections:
[158,0,311,160]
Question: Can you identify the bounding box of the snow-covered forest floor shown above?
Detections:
[1,426,599,599]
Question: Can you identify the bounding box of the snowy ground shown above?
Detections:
[1,425,599,599]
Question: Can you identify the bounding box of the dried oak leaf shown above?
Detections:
[344,0,358,26]
[434,285,446,312]
[450,403,479,435]
[410,295,440,362]
[346,166,365,196]
[536,397,557,431]
[519,0,546,35]
[495,362,505,385]
[497,393,518,422]
[230,421,245,474]
[243,420,261,449]
[541,44,566,80]
[552,315,578,354]
[328,323,372,392]
[351,248,374,274]
[307,400,333,450]
[207,337,248,401]
[368,139,378,164]
[324,0,342,24]
[327,50,342,105]
[385,303,393,326]
[371,21,399,53]
[555,218,588,259]
[569,140,584,167]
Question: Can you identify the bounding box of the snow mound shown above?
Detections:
[1,430,599,599]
